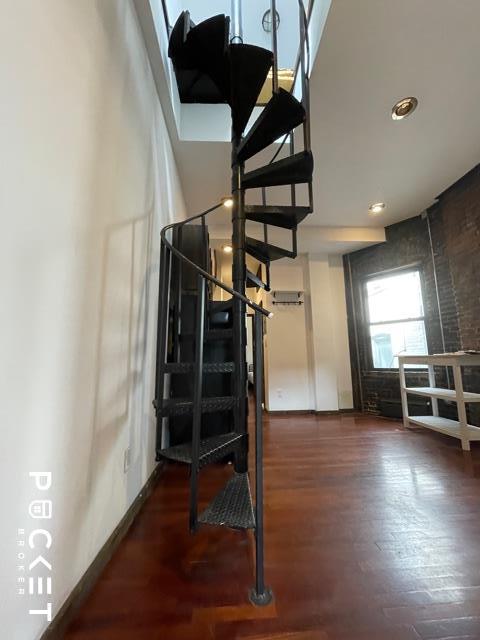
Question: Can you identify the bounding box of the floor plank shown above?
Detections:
[65,410,480,639]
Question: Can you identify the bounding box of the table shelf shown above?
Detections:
[405,387,480,402]
[408,415,480,441]
[399,354,480,451]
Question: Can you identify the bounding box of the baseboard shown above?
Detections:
[265,408,356,416]
[265,409,315,415]
[315,408,356,416]
[41,462,164,640]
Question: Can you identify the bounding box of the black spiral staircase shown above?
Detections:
[153,0,313,606]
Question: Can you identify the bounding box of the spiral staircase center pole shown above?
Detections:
[232,138,248,473]
[231,0,243,43]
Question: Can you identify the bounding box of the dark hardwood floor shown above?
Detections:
[65,410,480,640]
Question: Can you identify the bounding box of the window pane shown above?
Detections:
[366,271,424,323]
[370,321,428,368]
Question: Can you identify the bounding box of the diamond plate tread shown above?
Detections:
[198,472,256,530]
[164,362,235,374]
[160,396,236,416]
[158,432,243,467]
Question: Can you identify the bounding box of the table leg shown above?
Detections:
[452,364,470,451]
[399,361,410,429]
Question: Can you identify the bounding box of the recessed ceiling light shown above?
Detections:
[222,196,234,208]
[391,97,418,120]
[223,245,233,254]
[369,202,386,214]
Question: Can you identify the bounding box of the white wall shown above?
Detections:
[328,255,354,409]
[306,254,353,411]
[0,2,185,638]
[264,255,353,412]
[265,261,311,411]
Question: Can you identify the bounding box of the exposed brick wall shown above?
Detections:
[427,202,460,353]
[344,163,480,425]
[437,165,480,351]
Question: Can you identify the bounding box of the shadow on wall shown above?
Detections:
[46,0,183,622]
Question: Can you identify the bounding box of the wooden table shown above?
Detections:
[399,354,480,451]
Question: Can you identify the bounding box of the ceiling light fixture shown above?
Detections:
[222,196,234,208]
[391,97,418,120]
[369,202,386,214]
[223,245,233,254]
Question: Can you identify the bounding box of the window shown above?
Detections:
[365,269,428,369]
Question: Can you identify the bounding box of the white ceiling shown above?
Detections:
[309,0,480,228]
[172,0,480,232]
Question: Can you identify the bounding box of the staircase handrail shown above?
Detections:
[160,202,272,318]
[158,0,312,315]
[268,0,312,165]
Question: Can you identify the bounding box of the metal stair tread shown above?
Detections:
[237,88,306,162]
[242,150,314,189]
[158,432,242,466]
[209,299,234,312]
[164,362,235,374]
[160,396,236,416]
[229,43,274,138]
[246,269,267,290]
[246,237,293,263]
[168,12,231,104]
[186,14,230,98]
[245,204,312,230]
[198,472,255,530]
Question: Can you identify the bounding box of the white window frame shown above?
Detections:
[363,267,428,370]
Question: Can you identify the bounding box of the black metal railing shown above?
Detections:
[258,0,311,283]
[267,0,312,163]
[154,0,312,606]
[155,201,271,601]
[160,0,172,34]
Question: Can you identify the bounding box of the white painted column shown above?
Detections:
[305,254,353,412]
[264,261,311,411]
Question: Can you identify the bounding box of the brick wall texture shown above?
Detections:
[344,164,480,425]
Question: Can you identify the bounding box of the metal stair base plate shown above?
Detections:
[198,472,255,530]
[249,587,274,607]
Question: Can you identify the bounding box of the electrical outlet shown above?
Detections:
[123,447,131,473]
[276,388,283,398]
